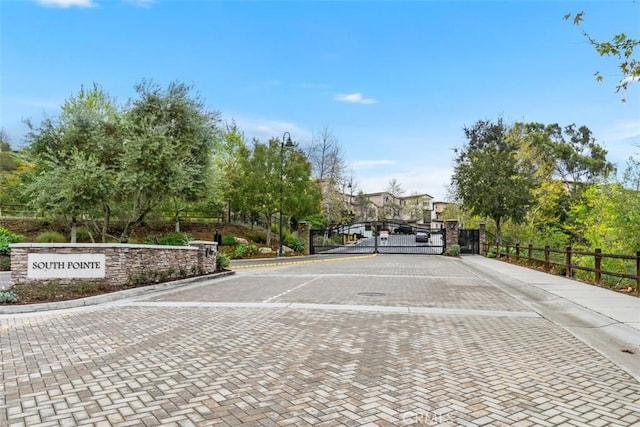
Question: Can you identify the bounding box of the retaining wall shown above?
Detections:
[9,241,217,287]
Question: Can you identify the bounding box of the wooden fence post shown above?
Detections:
[565,246,572,278]
[515,243,520,262]
[636,251,639,296]
[544,246,550,271]
[594,248,602,284]
[528,244,533,265]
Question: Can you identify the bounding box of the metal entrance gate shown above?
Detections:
[458,229,480,254]
[310,221,445,255]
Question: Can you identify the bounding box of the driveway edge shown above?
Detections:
[0,270,236,315]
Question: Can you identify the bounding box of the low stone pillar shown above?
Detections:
[444,219,459,251]
[188,241,218,274]
[298,221,311,256]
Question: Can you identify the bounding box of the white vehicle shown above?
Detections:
[336,223,373,238]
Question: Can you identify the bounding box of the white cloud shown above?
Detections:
[597,118,640,165]
[35,0,155,7]
[334,92,378,105]
[605,119,640,142]
[35,0,97,8]
[223,115,310,143]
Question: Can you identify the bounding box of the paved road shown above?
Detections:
[1,255,639,426]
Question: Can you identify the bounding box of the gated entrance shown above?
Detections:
[310,221,446,255]
[458,229,480,254]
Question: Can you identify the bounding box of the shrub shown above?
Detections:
[285,236,304,252]
[216,252,230,270]
[245,232,266,244]
[444,244,461,256]
[300,214,327,229]
[0,228,25,256]
[222,236,237,246]
[157,232,190,246]
[0,290,18,304]
[234,244,247,258]
[143,235,160,245]
[75,227,93,243]
[35,231,67,243]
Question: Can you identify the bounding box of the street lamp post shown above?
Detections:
[279,132,294,257]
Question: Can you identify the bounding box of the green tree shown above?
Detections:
[239,138,319,245]
[26,84,123,241]
[241,139,284,245]
[622,153,640,191]
[0,129,20,173]
[567,183,640,253]
[451,119,536,243]
[124,80,221,236]
[26,81,221,242]
[28,149,113,242]
[508,122,615,245]
[565,11,639,101]
[512,122,615,185]
[217,122,250,223]
[353,191,375,222]
[282,148,322,226]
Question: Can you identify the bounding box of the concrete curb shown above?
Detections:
[0,270,236,315]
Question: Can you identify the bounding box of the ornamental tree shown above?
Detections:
[451,118,536,244]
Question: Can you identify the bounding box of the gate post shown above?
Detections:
[479,223,486,256]
[374,222,379,253]
[298,221,311,256]
[444,219,459,254]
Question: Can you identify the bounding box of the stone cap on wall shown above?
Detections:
[10,243,199,250]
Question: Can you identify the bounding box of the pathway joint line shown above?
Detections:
[262,276,322,303]
[115,301,540,318]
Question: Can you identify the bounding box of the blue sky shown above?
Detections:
[1,0,639,200]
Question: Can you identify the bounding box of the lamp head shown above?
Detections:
[283,132,294,147]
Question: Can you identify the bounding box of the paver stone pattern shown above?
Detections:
[1,255,639,426]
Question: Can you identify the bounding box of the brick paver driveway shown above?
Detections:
[2,255,639,426]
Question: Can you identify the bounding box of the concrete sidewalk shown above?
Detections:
[461,255,640,331]
[461,255,640,382]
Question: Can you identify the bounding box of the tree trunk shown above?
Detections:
[266,213,273,245]
[119,207,152,243]
[174,209,181,233]
[70,216,77,243]
[102,203,110,243]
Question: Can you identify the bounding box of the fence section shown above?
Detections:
[485,242,639,295]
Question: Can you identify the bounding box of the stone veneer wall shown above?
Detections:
[444,219,459,251]
[9,241,217,287]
